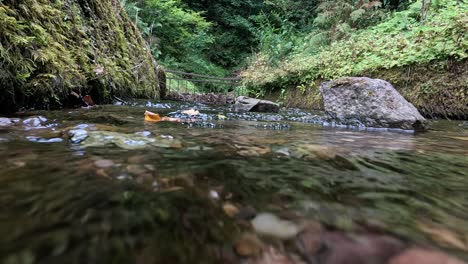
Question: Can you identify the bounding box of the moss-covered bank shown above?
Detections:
[282,59,468,119]
[0,0,161,113]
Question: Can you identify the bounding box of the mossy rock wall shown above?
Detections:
[283,59,468,119]
[0,0,160,113]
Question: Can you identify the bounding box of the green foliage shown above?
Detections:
[122,0,232,92]
[181,0,265,69]
[242,0,467,100]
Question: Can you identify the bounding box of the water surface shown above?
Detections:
[0,101,467,263]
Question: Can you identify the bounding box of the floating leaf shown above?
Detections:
[144,111,161,122]
[145,111,181,123]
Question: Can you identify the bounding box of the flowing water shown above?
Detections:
[0,101,467,263]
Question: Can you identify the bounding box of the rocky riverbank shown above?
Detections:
[279,61,468,120]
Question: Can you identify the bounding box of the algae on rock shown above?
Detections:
[0,0,161,113]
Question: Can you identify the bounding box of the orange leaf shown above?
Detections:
[144,111,161,122]
[144,111,181,123]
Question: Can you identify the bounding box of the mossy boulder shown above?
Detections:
[0,0,162,113]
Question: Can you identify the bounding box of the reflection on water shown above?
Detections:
[0,101,467,263]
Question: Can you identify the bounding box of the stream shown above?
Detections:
[0,101,467,263]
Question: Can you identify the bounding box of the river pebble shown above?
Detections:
[254,123,291,130]
[26,136,64,143]
[389,248,466,264]
[223,203,240,217]
[69,129,89,143]
[209,190,220,200]
[23,116,49,129]
[235,233,264,257]
[275,148,291,156]
[135,131,151,137]
[94,159,115,168]
[0,117,12,126]
[251,213,300,240]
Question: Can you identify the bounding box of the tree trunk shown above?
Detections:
[421,0,432,21]
[388,0,400,9]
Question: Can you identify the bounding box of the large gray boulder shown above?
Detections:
[320,77,426,131]
[234,96,280,113]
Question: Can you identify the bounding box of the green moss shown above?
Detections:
[0,0,160,113]
[369,60,468,119]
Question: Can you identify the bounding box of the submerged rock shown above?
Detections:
[0,118,12,127]
[78,131,182,150]
[234,96,280,113]
[389,248,466,264]
[22,116,50,129]
[94,159,115,168]
[26,136,63,143]
[251,213,300,240]
[317,233,405,264]
[68,129,89,144]
[320,77,426,131]
[223,203,240,218]
[235,233,264,257]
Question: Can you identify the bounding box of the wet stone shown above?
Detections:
[223,203,240,218]
[235,233,264,257]
[0,118,12,127]
[94,159,115,168]
[188,122,220,129]
[389,248,467,264]
[296,222,324,259]
[68,129,89,144]
[274,148,291,156]
[252,213,300,240]
[254,123,291,130]
[23,116,49,129]
[234,96,280,113]
[247,246,296,264]
[236,206,257,221]
[117,174,132,181]
[79,131,182,150]
[145,102,172,109]
[126,164,150,176]
[135,131,151,137]
[26,136,64,143]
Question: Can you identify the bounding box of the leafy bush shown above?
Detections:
[242,0,468,92]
